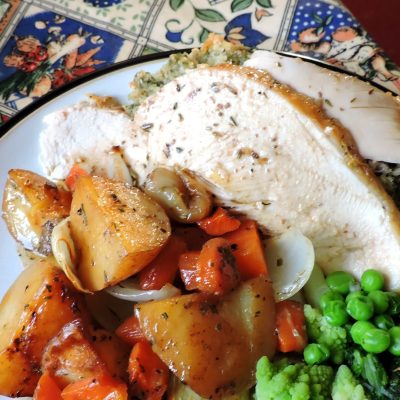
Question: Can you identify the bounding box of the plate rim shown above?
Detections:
[1,48,397,140]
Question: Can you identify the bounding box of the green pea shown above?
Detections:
[326,271,356,295]
[373,314,394,330]
[346,296,374,321]
[303,343,330,365]
[345,290,365,304]
[361,328,390,353]
[324,300,349,326]
[361,269,385,292]
[350,320,375,345]
[389,327,400,356]
[368,290,389,314]
[320,290,343,311]
[387,292,400,315]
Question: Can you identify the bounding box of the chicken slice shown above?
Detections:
[245,50,400,163]
[39,65,400,290]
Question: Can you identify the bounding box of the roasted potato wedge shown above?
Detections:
[70,175,171,291]
[0,260,88,397]
[136,276,276,398]
[2,169,71,255]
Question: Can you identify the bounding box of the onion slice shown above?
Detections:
[106,279,181,302]
[51,217,91,293]
[264,229,315,301]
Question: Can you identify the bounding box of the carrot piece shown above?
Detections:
[65,164,89,191]
[61,374,128,400]
[128,341,169,400]
[178,250,200,291]
[34,372,62,400]
[138,235,187,290]
[116,314,147,346]
[197,207,241,236]
[224,220,268,280]
[197,237,240,295]
[275,300,307,353]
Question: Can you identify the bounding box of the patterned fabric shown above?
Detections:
[0,0,398,124]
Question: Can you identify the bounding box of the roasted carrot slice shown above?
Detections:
[197,237,240,295]
[33,372,62,400]
[197,207,241,236]
[275,300,307,353]
[61,374,127,400]
[65,164,89,191]
[224,220,268,280]
[138,235,187,290]
[116,314,146,346]
[128,341,169,400]
[178,250,201,291]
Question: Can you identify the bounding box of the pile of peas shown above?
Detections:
[303,269,400,365]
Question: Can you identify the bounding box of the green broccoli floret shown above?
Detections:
[255,356,334,400]
[332,365,368,400]
[304,304,348,364]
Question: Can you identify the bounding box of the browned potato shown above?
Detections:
[0,260,88,397]
[2,169,71,255]
[136,276,276,398]
[70,175,171,291]
[41,319,108,389]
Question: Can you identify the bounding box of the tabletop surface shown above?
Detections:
[0,0,399,128]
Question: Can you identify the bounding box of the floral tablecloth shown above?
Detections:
[0,0,399,126]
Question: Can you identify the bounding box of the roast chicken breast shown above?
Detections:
[245,50,400,163]
[40,65,400,290]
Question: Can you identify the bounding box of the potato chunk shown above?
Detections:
[2,169,71,255]
[0,260,88,397]
[136,276,276,398]
[70,175,171,291]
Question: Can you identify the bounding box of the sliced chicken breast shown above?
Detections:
[39,100,145,180]
[245,50,400,163]
[40,65,400,290]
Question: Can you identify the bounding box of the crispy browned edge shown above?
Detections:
[202,64,400,235]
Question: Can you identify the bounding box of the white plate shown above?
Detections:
[0,54,168,400]
[0,50,394,398]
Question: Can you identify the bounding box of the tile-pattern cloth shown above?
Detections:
[0,0,399,124]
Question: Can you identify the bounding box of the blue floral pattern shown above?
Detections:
[225,13,269,47]
[83,0,123,8]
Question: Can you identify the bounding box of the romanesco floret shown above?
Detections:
[255,356,334,400]
[332,365,368,400]
[304,304,348,364]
